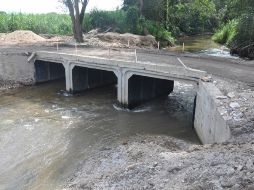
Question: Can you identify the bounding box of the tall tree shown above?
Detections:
[62,0,89,42]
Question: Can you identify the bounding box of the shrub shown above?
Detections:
[212,19,238,45]
[145,20,175,45]
[89,9,127,33]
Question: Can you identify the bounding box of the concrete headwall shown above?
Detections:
[194,81,231,144]
[0,53,34,84]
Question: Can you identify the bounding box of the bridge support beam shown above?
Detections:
[71,66,117,93]
[125,75,174,109]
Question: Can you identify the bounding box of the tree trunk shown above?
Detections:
[64,0,88,43]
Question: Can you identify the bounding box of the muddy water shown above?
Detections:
[0,80,199,190]
[168,35,237,58]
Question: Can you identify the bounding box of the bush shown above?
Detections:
[212,19,238,45]
[126,6,141,34]
[230,13,254,59]
[89,9,127,33]
[144,20,175,45]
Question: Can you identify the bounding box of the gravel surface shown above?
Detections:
[63,135,254,190]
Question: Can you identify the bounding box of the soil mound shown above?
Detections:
[84,30,157,48]
[2,30,46,43]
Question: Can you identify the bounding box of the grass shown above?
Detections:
[212,19,238,45]
[0,12,72,35]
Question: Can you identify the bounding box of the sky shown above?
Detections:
[0,0,123,13]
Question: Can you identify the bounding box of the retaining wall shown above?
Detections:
[194,81,231,144]
[0,53,34,84]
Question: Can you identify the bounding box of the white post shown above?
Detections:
[56,42,59,52]
[128,39,130,48]
[158,41,160,50]
[75,43,78,55]
[182,43,185,52]
[135,49,137,63]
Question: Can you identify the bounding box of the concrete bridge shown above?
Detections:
[27,49,233,144]
[30,51,206,108]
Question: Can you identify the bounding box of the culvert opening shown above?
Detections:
[127,74,174,109]
[34,60,65,84]
[71,66,117,94]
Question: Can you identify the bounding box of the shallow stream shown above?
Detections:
[168,35,238,58]
[0,80,199,189]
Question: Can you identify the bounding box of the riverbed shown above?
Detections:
[0,80,199,190]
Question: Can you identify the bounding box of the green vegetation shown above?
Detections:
[0,12,72,35]
[212,19,238,45]
[87,10,128,33]
[212,0,254,59]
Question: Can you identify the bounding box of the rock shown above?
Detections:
[239,96,248,101]
[220,179,234,188]
[153,162,158,168]
[231,184,241,190]
[230,102,240,109]
[231,111,244,120]
[227,92,236,98]
[216,96,228,100]
[236,165,244,171]
[246,159,253,171]
[201,76,212,82]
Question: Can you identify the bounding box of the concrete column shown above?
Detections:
[123,74,174,109]
[63,61,72,92]
[114,70,122,103]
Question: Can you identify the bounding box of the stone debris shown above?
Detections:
[227,92,236,98]
[201,76,212,82]
[64,135,254,190]
[230,102,240,109]
[214,77,254,142]
[216,95,228,99]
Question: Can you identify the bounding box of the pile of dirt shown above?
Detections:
[2,30,46,43]
[84,30,157,49]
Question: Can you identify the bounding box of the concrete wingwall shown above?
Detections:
[0,53,34,84]
[194,81,231,144]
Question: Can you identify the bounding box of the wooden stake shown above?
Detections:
[135,49,138,63]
